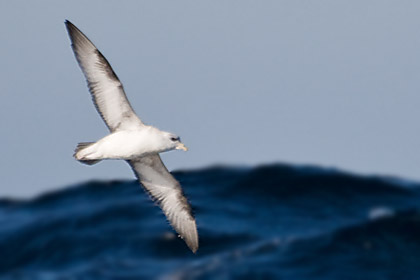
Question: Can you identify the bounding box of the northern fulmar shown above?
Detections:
[65,20,198,253]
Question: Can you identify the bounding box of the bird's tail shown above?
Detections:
[74,142,101,165]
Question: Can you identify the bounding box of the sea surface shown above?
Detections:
[1,163,420,279]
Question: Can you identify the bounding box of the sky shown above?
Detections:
[1,1,420,198]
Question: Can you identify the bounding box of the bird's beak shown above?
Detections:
[176,143,188,151]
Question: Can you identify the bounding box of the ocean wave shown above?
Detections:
[1,163,420,279]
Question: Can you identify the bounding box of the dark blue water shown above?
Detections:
[1,163,420,279]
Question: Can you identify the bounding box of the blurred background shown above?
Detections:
[1,1,420,279]
[1,1,420,198]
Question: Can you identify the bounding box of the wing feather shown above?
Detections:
[128,155,199,253]
[65,20,142,132]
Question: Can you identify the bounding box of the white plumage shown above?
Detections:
[65,20,198,253]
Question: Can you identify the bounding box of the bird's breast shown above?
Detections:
[96,130,162,159]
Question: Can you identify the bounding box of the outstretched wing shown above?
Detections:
[65,20,143,132]
[128,155,198,253]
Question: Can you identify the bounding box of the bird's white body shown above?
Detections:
[75,127,174,161]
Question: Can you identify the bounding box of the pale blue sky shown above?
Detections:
[1,1,420,197]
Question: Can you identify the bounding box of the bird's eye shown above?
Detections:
[170,137,179,142]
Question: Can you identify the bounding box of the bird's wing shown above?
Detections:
[65,20,143,132]
[128,155,198,253]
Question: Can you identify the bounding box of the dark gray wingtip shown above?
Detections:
[188,239,199,254]
[64,20,85,43]
[65,20,77,29]
[64,20,76,34]
[177,218,199,253]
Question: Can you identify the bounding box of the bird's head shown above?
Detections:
[165,133,188,152]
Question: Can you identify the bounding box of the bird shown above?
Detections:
[65,20,198,253]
